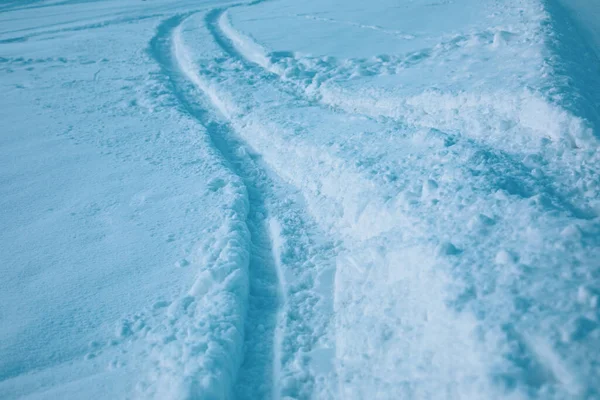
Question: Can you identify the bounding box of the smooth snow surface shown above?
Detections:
[1,0,599,399]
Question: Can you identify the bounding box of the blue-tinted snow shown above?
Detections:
[0,0,599,399]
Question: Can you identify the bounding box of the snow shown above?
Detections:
[1,0,599,399]
[555,0,600,58]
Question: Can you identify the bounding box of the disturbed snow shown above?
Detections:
[1,0,599,399]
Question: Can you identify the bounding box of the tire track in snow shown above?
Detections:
[0,13,166,43]
[205,6,325,112]
[214,5,595,150]
[150,12,337,399]
[211,5,597,222]
[0,0,120,14]
[149,13,281,399]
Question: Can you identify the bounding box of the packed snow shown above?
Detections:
[0,0,599,399]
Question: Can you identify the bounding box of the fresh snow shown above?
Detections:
[0,0,599,399]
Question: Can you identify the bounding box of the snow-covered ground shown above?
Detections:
[1,0,599,399]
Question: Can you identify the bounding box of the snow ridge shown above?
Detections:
[219,2,597,152]
[143,14,253,399]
